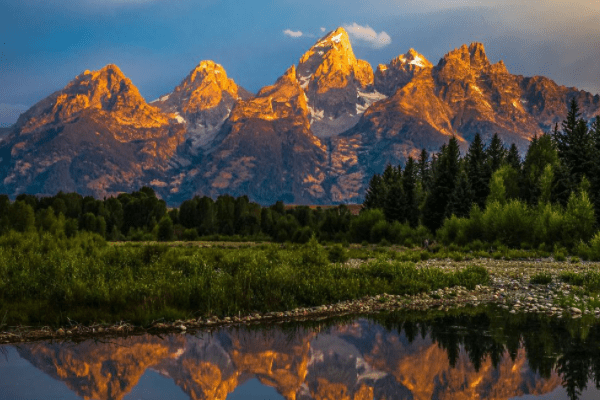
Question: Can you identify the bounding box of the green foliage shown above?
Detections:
[423,137,461,231]
[328,244,349,263]
[0,232,491,327]
[530,273,552,285]
[563,189,595,246]
[157,216,174,241]
[351,209,385,243]
[487,173,506,205]
[10,201,35,232]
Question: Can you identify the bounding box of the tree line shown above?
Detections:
[0,186,360,243]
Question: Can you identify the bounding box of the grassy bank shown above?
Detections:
[0,232,489,327]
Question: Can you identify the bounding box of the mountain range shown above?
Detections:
[2,27,599,205]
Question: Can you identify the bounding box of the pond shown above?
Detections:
[1,307,600,400]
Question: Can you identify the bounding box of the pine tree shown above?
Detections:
[423,137,461,231]
[589,116,600,221]
[364,174,386,210]
[384,182,405,223]
[447,168,473,218]
[554,99,593,188]
[465,133,490,209]
[487,133,506,173]
[552,161,573,206]
[402,157,419,227]
[418,149,431,192]
[506,143,521,171]
[382,164,399,187]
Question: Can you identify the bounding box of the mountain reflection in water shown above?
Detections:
[2,309,600,400]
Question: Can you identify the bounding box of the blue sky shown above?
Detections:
[1,0,599,123]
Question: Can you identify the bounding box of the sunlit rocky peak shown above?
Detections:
[375,48,432,95]
[297,27,373,93]
[17,64,173,135]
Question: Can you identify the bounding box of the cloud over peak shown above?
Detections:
[343,23,391,49]
[283,29,303,38]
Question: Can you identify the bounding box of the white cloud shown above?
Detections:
[283,29,303,38]
[320,27,326,32]
[343,23,391,49]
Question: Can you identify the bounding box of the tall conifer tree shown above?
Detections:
[506,143,521,171]
[402,157,419,227]
[466,133,490,208]
[364,174,385,210]
[487,133,506,173]
[589,116,600,220]
[384,182,405,223]
[423,137,461,231]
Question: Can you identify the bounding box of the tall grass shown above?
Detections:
[0,233,489,327]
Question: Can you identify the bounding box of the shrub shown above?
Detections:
[560,272,585,286]
[328,244,349,263]
[351,209,385,243]
[370,220,391,244]
[449,252,464,262]
[554,250,567,262]
[530,272,552,285]
[379,238,391,247]
[585,272,600,293]
[292,226,312,244]
[589,232,600,261]
[182,228,200,241]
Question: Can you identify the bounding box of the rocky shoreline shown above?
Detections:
[1,257,599,344]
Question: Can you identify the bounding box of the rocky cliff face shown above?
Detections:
[153,60,252,153]
[0,64,185,198]
[174,65,331,205]
[3,28,600,204]
[297,27,386,138]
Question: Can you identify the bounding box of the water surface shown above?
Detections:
[2,309,600,399]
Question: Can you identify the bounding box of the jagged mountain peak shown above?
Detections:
[294,27,378,137]
[151,60,253,153]
[183,60,233,88]
[312,27,352,51]
[155,60,241,114]
[236,64,309,121]
[391,48,433,69]
[17,64,170,134]
[374,48,432,96]
[276,65,299,86]
[297,26,373,92]
[83,63,124,77]
[70,64,146,110]
[440,42,491,70]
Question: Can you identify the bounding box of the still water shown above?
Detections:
[2,308,600,400]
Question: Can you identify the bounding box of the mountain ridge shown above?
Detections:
[2,27,599,205]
